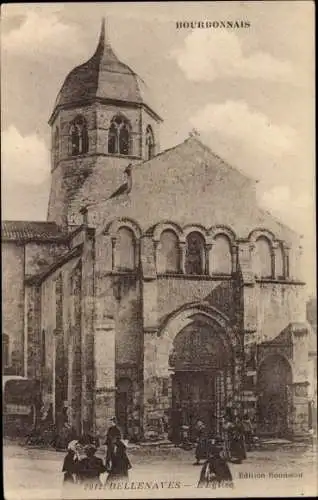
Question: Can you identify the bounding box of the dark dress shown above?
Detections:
[242,417,254,449]
[106,442,132,482]
[198,455,233,487]
[228,422,246,462]
[195,425,208,461]
[62,450,77,484]
[105,425,122,468]
[76,456,107,486]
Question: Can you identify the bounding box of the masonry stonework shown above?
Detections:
[2,21,312,442]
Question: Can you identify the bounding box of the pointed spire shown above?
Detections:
[95,16,118,61]
[98,17,112,47]
[98,17,106,46]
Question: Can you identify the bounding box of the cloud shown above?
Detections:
[2,11,84,59]
[190,100,296,158]
[171,30,294,83]
[260,184,315,295]
[2,126,50,186]
[259,185,314,233]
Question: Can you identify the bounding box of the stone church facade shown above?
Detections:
[2,21,312,441]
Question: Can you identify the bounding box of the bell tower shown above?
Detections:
[47,19,162,227]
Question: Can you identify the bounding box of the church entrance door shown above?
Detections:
[169,320,231,441]
[257,355,292,437]
[172,370,225,440]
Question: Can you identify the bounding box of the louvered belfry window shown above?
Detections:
[108,115,131,155]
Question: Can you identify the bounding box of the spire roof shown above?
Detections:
[50,19,160,122]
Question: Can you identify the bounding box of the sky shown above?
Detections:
[1,2,315,296]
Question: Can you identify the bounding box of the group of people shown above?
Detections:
[62,417,132,492]
[194,409,257,487]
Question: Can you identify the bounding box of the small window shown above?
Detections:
[114,227,136,271]
[210,235,232,275]
[119,123,130,155]
[108,123,117,154]
[185,232,205,275]
[108,115,131,156]
[162,379,169,396]
[254,236,272,278]
[69,116,88,156]
[146,125,155,160]
[157,230,180,273]
[2,334,9,368]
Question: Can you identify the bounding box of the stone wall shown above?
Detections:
[25,242,68,276]
[39,254,82,428]
[2,243,25,375]
[254,282,307,343]
[156,276,235,324]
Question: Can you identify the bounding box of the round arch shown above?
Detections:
[103,218,142,239]
[208,225,237,244]
[257,354,293,437]
[248,228,276,245]
[183,224,212,244]
[152,221,185,243]
[157,303,241,372]
[156,304,242,440]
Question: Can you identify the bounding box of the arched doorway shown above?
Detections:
[169,321,232,441]
[257,355,292,437]
[116,377,133,438]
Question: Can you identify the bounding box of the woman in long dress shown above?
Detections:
[76,444,107,487]
[198,438,233,487]
[193,420,208,465]
[222,408,246,463]
[61,440,81,499]
[106,437,132,483]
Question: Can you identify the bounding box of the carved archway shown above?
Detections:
[157,304,242,441]
[257,354,293,437]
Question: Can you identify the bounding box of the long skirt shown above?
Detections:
[195,438,208,460]
[229,436,246,462]
[106,471,129,484]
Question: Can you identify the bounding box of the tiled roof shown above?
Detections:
[51,19,160,121]
[1,221,67,242]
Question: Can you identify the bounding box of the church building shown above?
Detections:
[2,20,312,440]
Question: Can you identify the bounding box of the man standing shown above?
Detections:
[105,417,122,470]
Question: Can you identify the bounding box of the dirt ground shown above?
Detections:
[3,439,317,499]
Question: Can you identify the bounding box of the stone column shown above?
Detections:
[69,264,82,435]
[180,242,186,274]
[237,240,257,414]
[205,243,212,275]
[94,322,116,439]
[25,284,42,380]
[291,382,310,435]
[81,229,95,434]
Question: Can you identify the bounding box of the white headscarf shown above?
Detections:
[67,440,79,452]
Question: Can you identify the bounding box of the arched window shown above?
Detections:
[276,244,284,279]
[114,227,136,271]
[146,125,155,160]
[69,116,88,156]
[2,334,9,368]
[254,236,272,278]
[108,123,117,154]
[54,127,59,161]
[108,115,131,156]
[157,230,180,273]
[210,235,232,274]
[119,123,130,155]
[185,232,205,275]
